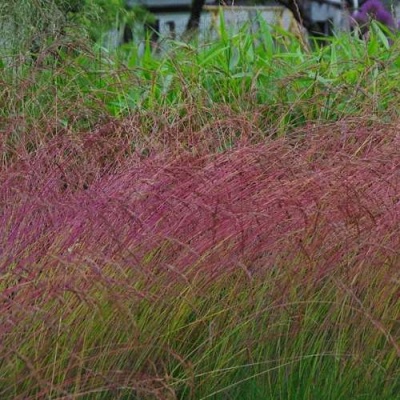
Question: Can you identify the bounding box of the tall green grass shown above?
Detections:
[1,16,400,141]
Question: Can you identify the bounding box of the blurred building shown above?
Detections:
[126,0,300,41]
[123,0,400,46]
[127,1,215,39]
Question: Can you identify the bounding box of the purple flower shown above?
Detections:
[375,9,396,28]
[352,0,397,30]
[352,10,369,26]
[361,0,383,14]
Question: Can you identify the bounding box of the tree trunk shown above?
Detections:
[275,0,313,31]
[186,0,206,31]
[275,0,335,38]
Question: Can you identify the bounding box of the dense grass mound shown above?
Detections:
[1,117,399,399]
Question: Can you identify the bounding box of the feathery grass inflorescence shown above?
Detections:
[1,117,399,398]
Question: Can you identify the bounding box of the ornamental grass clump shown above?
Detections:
[1,118,399,398]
